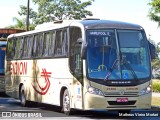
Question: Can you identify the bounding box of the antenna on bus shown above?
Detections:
[53,20,63,24]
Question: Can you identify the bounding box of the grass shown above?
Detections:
[152,79,160,92]
[151,79,160,106]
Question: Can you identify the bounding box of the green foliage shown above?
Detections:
[148,0,160,26]
[18,5,37,23]
[19,0,94,25]
[5,17,35,31]
[152,80,160,92]
[151,42,160,78]
[5,17,26,30]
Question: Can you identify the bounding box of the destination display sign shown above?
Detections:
[89,31,111,36]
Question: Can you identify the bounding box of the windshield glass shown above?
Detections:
[86,29,119,80]
[118,30,150,80]
[86,29,150,81]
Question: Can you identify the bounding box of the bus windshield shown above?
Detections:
[86,29,150,81]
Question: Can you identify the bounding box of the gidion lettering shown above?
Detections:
[10,62,27,75]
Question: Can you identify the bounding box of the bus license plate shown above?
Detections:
[116,98,128,102]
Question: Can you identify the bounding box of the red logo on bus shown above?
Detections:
[32,68,52,95]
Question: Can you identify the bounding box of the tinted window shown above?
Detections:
[22,36,33,58]
[62,29,68,55]
[14,37,24,59]
[6,39,15,59]
[33,33,44,58]
[43,31,55,57]
[69,27,82,74]
[54,29,68,56]
[54,30,62,56]
[48,31,55,56]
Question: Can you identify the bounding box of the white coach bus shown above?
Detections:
[5,19,155,115]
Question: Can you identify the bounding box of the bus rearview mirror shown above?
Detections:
[148,41,156,60]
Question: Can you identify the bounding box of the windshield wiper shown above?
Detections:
[121,55,138,81]
[104,59,118,81]
[104,55,138,81]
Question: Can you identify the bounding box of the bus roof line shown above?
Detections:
[7,20,83,38]
[7,19,144,39]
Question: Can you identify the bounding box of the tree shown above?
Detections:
[18,5,37,25]
[148,0,160,78]
[6,17,35,30]
[18,0,94,25]
[6,17,26,30]
[151,42,160,79]
[148,0,160,26]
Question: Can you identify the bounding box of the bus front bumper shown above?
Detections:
[84,92,151,110]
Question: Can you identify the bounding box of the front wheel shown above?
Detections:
[62,89,72,115]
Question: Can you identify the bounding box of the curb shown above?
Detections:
[151,106,160,110]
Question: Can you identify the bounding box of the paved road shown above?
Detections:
[0,94,160,120]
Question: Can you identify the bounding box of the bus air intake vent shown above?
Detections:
[104,91,139,97]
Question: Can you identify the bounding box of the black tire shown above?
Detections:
[20,85,29,107]
[62,89,72,115]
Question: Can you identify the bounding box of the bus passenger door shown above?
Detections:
[70,39,83,109]
[69,27,83,109]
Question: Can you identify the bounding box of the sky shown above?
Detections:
[0,0,159,44]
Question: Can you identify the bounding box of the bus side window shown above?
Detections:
[32,35,37,57]
[43,32,54,57]
[6,38,15,60]
[22,36,33,58]
[49,31,55,56]
[28,36,34,58]
[53,29,68,57]
[62,29,68,56]
[37,34,44,57]
[54,30,63,56]
[14,37,24,59]
[33,34,44,58]
[23,36,28,58]
[43,33,50,57]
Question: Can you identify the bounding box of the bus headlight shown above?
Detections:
[87,86,104,96]
[139,85,152,96]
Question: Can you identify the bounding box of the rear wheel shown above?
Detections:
[20,85,29,107]
[62,89,72,115]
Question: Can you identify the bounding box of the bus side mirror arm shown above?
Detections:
[81,41,87,59]
[76,38,86,59]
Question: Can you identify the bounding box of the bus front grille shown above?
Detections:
[104,91,139,97]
